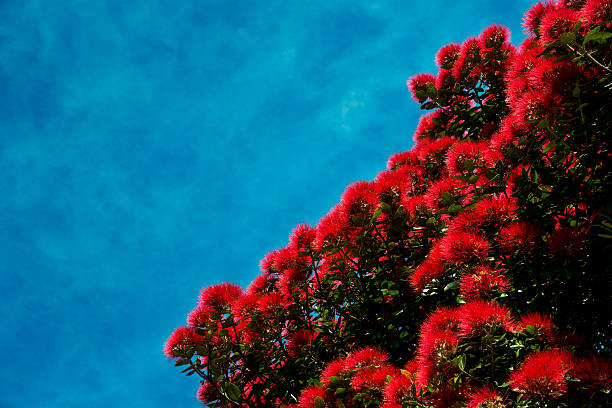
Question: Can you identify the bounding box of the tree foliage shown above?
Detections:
[165,0,612,406]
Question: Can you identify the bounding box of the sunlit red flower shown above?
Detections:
[479,24,511,50]
[410,242,445,291]
[436,43,461,69]
[297,385,328,408]
[387,150,418,170]
[459,300,515,338]
[164,326,206,358]
[351,364,396,390]
[320,358,346,387]
[199,282,243,308]
[440,230,491,265]
[465,385,506,408]
[460,266,511,300]
[520,312,557,342]
[315,204,347,249]
[580,0,612,28]
[418,306,461,359]
[453,37,482,82]
[445,140,489,176]
[539,7,578,44]
[509,349,571,398]
[340,180,377,216]
[187,303,213,327]
[407,73,436,103]
[289,224,317,252]
[523,1,558,35]
[343,347,390,370]
[424,177,469,211]
[382,373,414,408]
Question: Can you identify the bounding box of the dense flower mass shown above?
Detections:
[166,0,612,406]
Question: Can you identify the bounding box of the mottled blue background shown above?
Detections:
[0,1,533,406]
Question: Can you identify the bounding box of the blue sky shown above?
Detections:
[0,1,534,406]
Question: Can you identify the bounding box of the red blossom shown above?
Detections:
[246,272,273,295]
[197,382,216,405]
[479,24,511,50]
[343,347,390,370]
[297,385,328,408]
[410,242,445,291]
[571,355,612,389]
[548,227,587,257]
[460,266,511,300]
[523,1,558,35]
[407,73,436,103]
[580,0,612,28]
[315,204,347,249]
[499,221,541,255]
[199,282,243,308]
[520,312,557,342]
[382,373,414,408]
[445,140,489,176]
[435,43,461,69]
[289,224,317,252]
[320,358,346,387]
[187,303,213,327]
[539,7,579,44]
[509,349,571,399]
[387,150,418,170]
[439,230,491,265]
[459,300,516,338]
[453,37,482,83]
[423,177,469,211]
[465,385,505,408]
[164,326,206,358]
[286,329,315,357]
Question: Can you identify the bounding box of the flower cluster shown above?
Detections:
[166,0,612,406]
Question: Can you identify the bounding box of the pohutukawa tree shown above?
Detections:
[165,0,612,406]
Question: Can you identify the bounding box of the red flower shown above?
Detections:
[459,300,515,338]
[320,358,346,387]
[382,373,414,408]
[197,382,216,405]
[297,385,328,408]
[479,24,511,50]
[439,230,491,265]
[410,242,445,291]
[465,385,505,408]
[523,1,558,35]
[315,204,347,248]
[435,43,461,69]
[351,364,396,390]
[246,272,273,295]
[164,326,206,358]
[445,140,489,176]
[548,227,587,257]
[571,355,612,389]
[499,221,541,255]
[187,303,213,327]
[289,224,317,252]
[460,266,511,300]
[520,312,557,342]
[580,0,612,28]
[199,282,243,308]
[407,73,436,103]
[539,7,578,44]
[418,306,461,359]
[343,347,390,370]
[424,177,469,211]
[387,150,418,170]
[453,37,482,83]
[509,349,570,399]
[286,329,315,357]
[340,180,377,216]
[374,167,415,200]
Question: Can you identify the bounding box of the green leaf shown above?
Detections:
[224,382,242,402]
[314,396,325,408]
[444,280,460,291]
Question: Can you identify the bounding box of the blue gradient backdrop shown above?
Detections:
[0,1,534,406]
